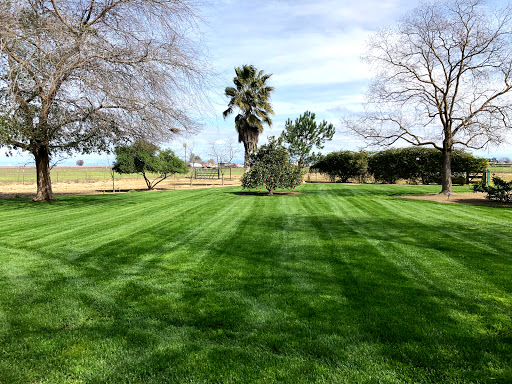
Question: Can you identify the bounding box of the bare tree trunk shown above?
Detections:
[440,140,453,194]
[142,172,153,190]
[33,145,55,201]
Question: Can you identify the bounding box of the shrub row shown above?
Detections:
[311,147,488,184]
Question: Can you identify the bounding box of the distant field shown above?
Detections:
[0,166,245,184]
[488,164,512,173]
[0,184,511,383]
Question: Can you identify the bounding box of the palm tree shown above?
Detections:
[223,65,274,170]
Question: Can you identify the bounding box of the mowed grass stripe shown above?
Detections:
[0,189,210,237]
[0,190,229,257]
[0,189,256,383]
[292,188,428,381]
[374,197,512,295]
[0,184,511,383]
[298,185,512,382]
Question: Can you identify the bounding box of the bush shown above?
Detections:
[473,176,512,202]
[241,137,304,195]
[368,147,487,184]
[311,151,367,182]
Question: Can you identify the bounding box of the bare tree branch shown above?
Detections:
[0,0,210,200]
[347,0,512,193]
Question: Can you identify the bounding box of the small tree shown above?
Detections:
[76,160,84,167]
[113,140,188,190]
[281,111,335,167]
[241,137,303,195]
[189,153,202,164]
[208,140,227,166]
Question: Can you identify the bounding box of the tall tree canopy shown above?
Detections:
[347,0,512,194]
[223,65,274,170]
[0,0,207,201]
[281,111,335,167]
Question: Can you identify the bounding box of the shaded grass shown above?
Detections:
[0,184,511,383]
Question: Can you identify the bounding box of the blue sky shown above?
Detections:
[1,0,511,166]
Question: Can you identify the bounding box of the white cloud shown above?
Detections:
[3,0,512,166]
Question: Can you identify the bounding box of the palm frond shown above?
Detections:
[224,87,237,97]
[225,64,274,166]
[223,107,233,118]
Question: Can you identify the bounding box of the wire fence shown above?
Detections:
[0,167,192,185]
[1,165,510,185]
[0,166,246,185]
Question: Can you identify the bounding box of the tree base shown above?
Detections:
[32,195,56,202]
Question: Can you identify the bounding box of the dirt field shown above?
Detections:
[398,191,512,207]
[0,176,242,199]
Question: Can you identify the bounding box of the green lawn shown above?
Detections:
[0,184,511,383]
[488,165,512,173]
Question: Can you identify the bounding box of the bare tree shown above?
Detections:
[208,139,227,165]
[347,0,512,193]
[0,0,208,201]
[208,137,241,164]
[223,137,240,165]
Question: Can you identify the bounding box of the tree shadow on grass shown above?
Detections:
[1,200,511,382]
[230,191,302,197]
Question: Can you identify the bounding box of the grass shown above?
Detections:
[0,184,511,383]
[488,164,512,173]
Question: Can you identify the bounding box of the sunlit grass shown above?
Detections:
[0,184,511,383]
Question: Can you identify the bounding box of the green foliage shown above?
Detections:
[311,151,368,182]
[113,140,188,189]
[368,148,434,184]
[241,137,303,195]
[281,111,335,167]
[368,147,487,184]
[451,150,489,175]
[473,176,512,202]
